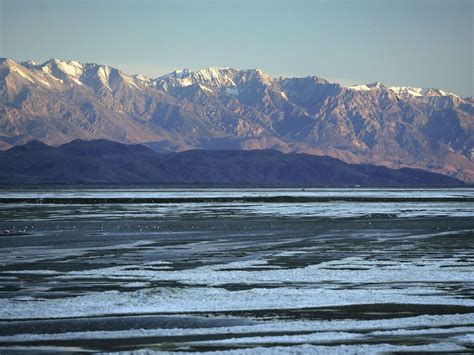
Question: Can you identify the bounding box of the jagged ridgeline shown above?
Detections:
[0,58,473,182]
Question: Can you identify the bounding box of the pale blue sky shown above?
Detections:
[0,0,472,96]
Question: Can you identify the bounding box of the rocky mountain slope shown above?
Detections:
[1,58,472,181]
[0,139,463,186]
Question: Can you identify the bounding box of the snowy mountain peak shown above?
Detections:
[0,58,54,88]
[389,86,459,98]
[0,58,20,67]
[96,65,111,81]
[21,60,38,67]
[133,74,150,81]
[155,67,238,91]
[154,66,280,94]
[349,82,385,91]
[0,58,464,99]
[191,67,237,87]
[195,66,234,80]
[234,68,274,86]
[254,68,271,77]
[163,68,193,79]
[26,59,85,87]
[348,81,459,98]
[132,74,153,87]
[54,59,84,78]
[39,58,84,73]
[253,68,273,82]
[10,59,147,91]
[159,67,233,80]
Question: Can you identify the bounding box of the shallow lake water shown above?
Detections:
[0,188,473,353]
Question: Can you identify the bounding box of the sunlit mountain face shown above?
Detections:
[1,58,473,182]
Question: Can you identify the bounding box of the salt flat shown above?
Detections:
[0,188,473,353]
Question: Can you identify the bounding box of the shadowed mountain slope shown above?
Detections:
[0,139,463,186]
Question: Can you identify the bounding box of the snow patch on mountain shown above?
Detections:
[21,60,38,67]
[9,64,52,87]
[119,72,140,89]
[156,67,238,90]
[96,66,112,91]
[166,68,193,79]
[198,84,214,93]
[193,67,236,86]
[348,81,459,98]
[177,77,194,87]
[238,68,273,85]
[10,66,35,83]
[254,68,273,84]
[132,74,152,87]
[70,78,84,86]
[54,60,83,78]
[225,86,239,96]
[389,86,459,98]
[349,82,385,91]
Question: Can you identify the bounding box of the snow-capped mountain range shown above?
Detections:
[348,82,459,99]
[15,58,462,99]
[1,58,473,182]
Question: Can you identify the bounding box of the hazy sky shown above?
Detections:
[1,0,472,96]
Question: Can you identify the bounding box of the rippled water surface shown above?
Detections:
[0,188,473,353]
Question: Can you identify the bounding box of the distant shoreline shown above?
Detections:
[1,183,473,189]
[1,196,473,204]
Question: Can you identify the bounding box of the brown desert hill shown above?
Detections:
[0,139,464,186]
